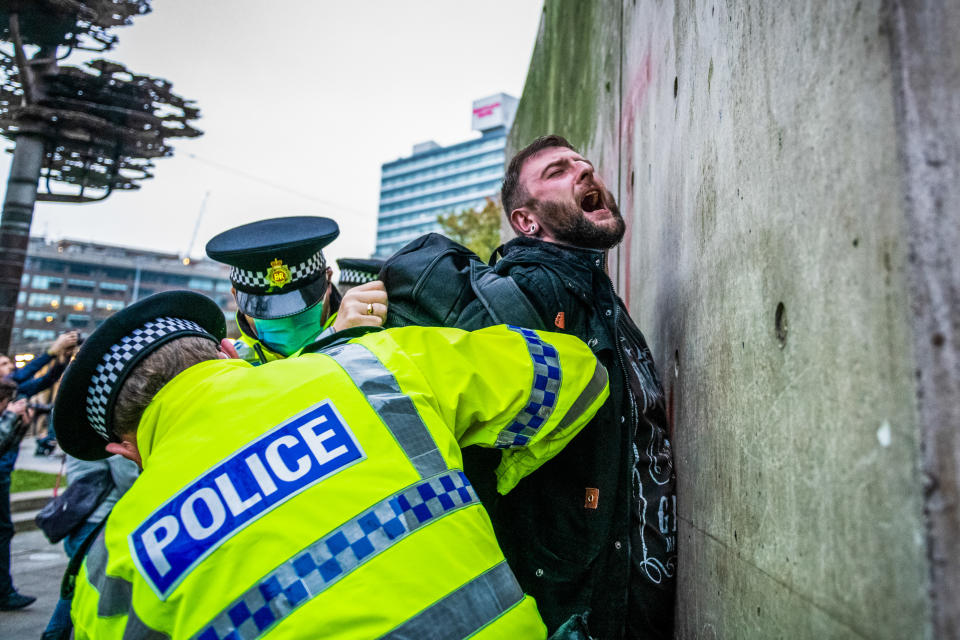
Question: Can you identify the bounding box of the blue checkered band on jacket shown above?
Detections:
[85,317,208,440]
[229,251,326,292]
[192,469,478,640]
[495,325,563,448]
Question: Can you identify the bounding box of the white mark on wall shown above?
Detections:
[876,421,892,447]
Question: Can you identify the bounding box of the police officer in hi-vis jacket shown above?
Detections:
[53,290,609,639]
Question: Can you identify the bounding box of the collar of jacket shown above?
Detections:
[503,236,607,267]
[136,359,248,466]
[236,311,257,341]
[500,237,610,301]
[301,325,383,355]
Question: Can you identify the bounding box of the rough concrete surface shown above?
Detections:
[509,0,958,637]
[888,0,960,636]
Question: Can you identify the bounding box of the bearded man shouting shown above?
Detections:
[467,135,677,640]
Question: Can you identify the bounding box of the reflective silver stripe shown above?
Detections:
[87,528,132,617]
[325,342,447,478]
[380,561,524,640]
[86,528,170,639]
[495,326,563,448]
[123,611,171,640]
[555,359,609,432]
[192,469,479,640]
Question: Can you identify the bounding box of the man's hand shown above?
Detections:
[48,331,79,357]
[333,281,388,332]
[6,398,27,418]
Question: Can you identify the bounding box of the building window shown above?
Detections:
[214,280,232,293]
[142,272,189,286]
[34,259,66,273]
[32,275,64,290]
[100,281,128,292]
[68,264,94,275]
[18,291,26,305]
[103,267,132,280]
[66,314,91,328]
[14,309,23,321]
[67,278,97,292]
[95,299,125,312]
[63,296,93,311]
[188,277,214,291]
[28,292,61,309]
[22,328,56,342]
[25,310,56,322]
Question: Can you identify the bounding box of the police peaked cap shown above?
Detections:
[336,257,384,287]
[54,291,226,461]
[205,216,340,320]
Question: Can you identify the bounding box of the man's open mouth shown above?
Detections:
[580,189,604,213]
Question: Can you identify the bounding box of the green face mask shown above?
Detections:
[254,302,325,356]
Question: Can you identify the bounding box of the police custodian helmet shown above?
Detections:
[336,257,384,292]
[205,216,340,320]
[53,291,226,460]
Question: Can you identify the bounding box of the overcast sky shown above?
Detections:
[1,0,543,269]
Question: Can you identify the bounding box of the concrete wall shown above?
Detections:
[508,1,959,637]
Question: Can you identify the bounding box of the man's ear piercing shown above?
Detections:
[530,224,537,233]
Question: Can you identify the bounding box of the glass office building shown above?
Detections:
[374,93,518,257]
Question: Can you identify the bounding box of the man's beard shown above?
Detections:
[536,192,626,250]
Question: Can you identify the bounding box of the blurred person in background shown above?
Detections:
[0,378,33,610]
[0,330,80,455]
[41,452,139,639]
[0,330,78,398]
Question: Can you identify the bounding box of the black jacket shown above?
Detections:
[461,237,676,639]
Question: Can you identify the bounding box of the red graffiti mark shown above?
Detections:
[619,50,654,308]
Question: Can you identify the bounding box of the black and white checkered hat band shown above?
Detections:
[85,317,210,440]
[339,269,377,285]
[229,250,326,291]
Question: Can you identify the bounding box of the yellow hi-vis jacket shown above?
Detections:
[73,324,609,639]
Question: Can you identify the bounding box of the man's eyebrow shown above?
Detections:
[540,156,593,178]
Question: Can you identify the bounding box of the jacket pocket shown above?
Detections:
[517,543,593,633]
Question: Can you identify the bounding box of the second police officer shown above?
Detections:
[206,216,388,365]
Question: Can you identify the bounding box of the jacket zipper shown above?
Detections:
[601,260,636,626]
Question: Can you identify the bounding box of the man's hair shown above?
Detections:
[0,378,17,404]
[112,336,218,437]
[501,134,576,217]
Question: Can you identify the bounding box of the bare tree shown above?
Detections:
[0,0,202,352]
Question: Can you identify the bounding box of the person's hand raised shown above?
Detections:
[48,331,79,357]
[333,281,388,332]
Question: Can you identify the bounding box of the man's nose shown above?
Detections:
[575,161,594,183]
